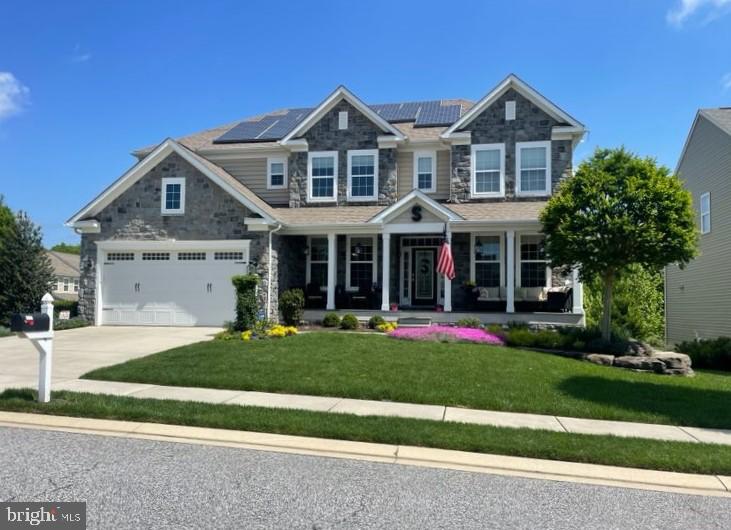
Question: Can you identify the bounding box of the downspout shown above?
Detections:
[267,223,283,320]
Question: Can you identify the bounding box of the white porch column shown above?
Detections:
[572,267,584,314]
[326,233,336,310]
[444,230,452,312]
[381,233,391,311]
[506,230,515,313]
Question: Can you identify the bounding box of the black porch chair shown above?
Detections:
[305,283,325,309]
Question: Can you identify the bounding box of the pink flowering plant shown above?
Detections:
[388,325,504,345]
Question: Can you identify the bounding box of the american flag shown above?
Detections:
[436,238,456,280]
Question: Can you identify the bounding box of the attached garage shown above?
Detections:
[96,240,251,326]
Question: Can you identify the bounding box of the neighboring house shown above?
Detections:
[66,74,587,327]
[666,108,731,343]
[47,251,81,301]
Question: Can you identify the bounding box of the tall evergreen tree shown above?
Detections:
[0,208,55,323]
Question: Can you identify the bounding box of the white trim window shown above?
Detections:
[308,151,338,202]
[161,177,185,214]
[516,141,551,196]
[347,149,378,201]
[62,277,70,292]
[518,234,550,288]
[413,151,436,193]
[471,234,503,288]
[700,192,711,234]
[346,235,376,290]
[73,278,79,292]
[306,236,329,289]
[267,157,287,190]
[471,143,505,197]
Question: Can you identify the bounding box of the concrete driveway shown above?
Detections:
[0,326,220,390]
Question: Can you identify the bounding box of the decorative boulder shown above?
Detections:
[613,352,693,376]
[585,353,615,366]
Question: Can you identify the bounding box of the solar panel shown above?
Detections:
[213,108,313,143]
[257,108,313,140]
[370,102,421,122]
[415,101,461,126]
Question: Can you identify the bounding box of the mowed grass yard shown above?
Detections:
[84,332,731,429]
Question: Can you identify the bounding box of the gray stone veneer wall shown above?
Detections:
[451,87,573,202]
[78,152,274,323]
[288,99,398,207]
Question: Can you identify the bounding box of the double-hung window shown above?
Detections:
[700,192,711,234]
[471,144,504,197]
[161,177,185,214]
[472,235,502,288]
[413,151,436,193]
[73,278,80,292]
[267,157,287,189]
[516,141,551,196]
[307,237,329,289]
[347,149,378,201]
[308,152,338,202]
[347,236,376,290]
[62,277,70,292]
[519,235,549,288]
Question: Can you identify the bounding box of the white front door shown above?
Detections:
[100,243,249,326]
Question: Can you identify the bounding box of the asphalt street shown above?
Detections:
[1,426,729,529]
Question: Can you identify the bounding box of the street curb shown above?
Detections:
[1,411,729,498]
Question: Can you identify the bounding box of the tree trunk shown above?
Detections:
[600,272,614,342]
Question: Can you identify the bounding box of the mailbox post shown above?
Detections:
[10,293,54,403]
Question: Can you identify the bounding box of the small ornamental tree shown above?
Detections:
[540,148,697,342]
[0,209,56,324]
[231,274,260,331]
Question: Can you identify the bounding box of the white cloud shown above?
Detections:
[0,72,30,120]
[70,43,91,63]
[722,73,731,91]
[667,0,731,27]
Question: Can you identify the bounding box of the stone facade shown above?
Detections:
[288,100,398,207]
[450,88,573,202]
[78,152,272,322]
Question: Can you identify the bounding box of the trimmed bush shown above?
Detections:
[231,274,260,332]
[340,314,359,330]
[279,289,304,326]
[322,312,341,328]
[676,337,731,371]
[503,326,631,355]
[54,317,89,331]
[456,317,482,329]
[368,315,386,329]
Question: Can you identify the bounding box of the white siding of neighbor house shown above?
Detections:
[208,155,290,205]
[666,115,731,344]
[397,150,450,200]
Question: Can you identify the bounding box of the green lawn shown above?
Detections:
[3,388,731,476]
[84,332,731,429]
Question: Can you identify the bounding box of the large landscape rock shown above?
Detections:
[613,352,693,376]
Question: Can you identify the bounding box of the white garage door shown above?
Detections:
[99,241,250,326]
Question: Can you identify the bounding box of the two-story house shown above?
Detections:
[66,74,586,327]
[666,108,731,343]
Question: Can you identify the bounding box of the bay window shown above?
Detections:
[516,141,551,196]
[308,151,337,202]
[347,149,378,201]
[471,143,504,197]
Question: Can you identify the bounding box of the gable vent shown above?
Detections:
[338,111,348,130]
[505,100,516,121]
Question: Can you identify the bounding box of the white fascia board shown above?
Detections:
[280,224,383,236]
[67,138,276,226]
[442,74,585,139]
[71,220,101,233]
[282,138,309,152]
[280,86,405,144]
[377,135,403,149]
[368,189,463,223]
[441,131,471,145]
[95,239,251,251]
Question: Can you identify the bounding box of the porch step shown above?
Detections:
[397,317,432,328]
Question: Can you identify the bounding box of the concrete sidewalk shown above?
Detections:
[38,378,731,447]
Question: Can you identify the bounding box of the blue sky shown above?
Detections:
[1,0,729,246]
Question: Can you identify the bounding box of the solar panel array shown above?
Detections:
[213,100,463,143]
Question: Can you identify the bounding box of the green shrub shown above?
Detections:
[368,315,386,329]
[231,274,260,331]
[322,312,341,328]
[53,299,78,318]
[54,317,89,331]
[279,289,304,326]
[485,323,505,336]
[456,317,482,329]
[214,330,238,341]
[340,314,359,330]
[503,325,631,355]
[0,326,11,338]
[676,337,731,371]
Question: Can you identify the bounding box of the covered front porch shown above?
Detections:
[276,190,584,325]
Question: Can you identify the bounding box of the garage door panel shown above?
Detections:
[101,245,247,327]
